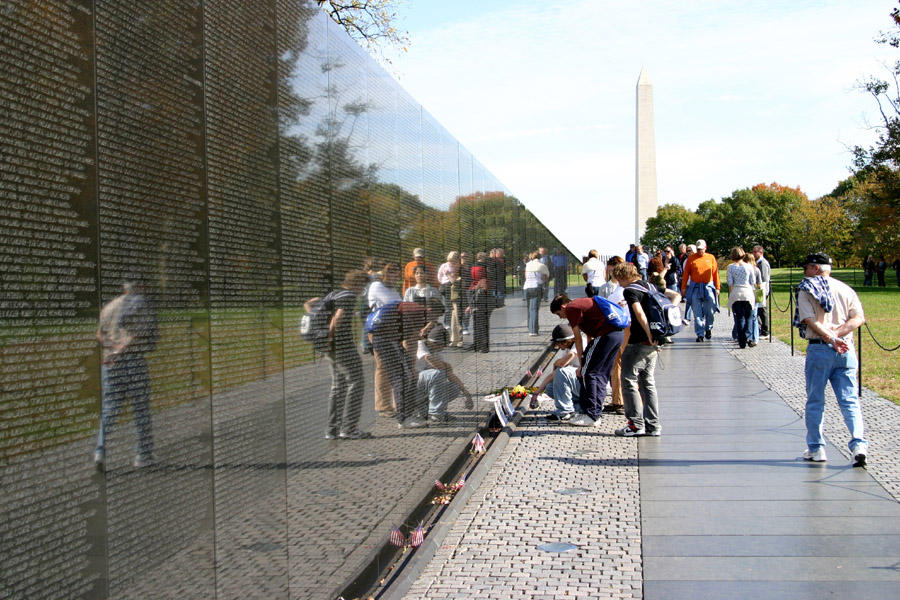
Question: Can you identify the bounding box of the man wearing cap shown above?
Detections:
[681,239,720,341]
[530,323,584,421]
[794,252,868,466]
[403,248,437,293]
[550,293,625,427]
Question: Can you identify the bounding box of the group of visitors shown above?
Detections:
[863,255,900,287]
[317,247,514,439]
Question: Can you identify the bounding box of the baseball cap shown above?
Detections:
[413,247,425,258]
[803,252,832,266]
[551,323,575,343]
[696,239,707,249]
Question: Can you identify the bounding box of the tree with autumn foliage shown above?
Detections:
[845,5,900,258]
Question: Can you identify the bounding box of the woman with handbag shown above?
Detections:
[727,248,761,349]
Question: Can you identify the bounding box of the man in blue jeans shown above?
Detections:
[794,253,868,466]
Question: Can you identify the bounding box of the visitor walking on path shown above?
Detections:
[681,239,720,342]
[794,252,868,466]
[551,293,625,427]
[727,247,760,349]
[613,262,662,437]
[753,245,771,336]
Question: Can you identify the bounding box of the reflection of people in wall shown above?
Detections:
[459,252,472,334]
[403,265,440,303]
[317,270,370,440]
[368,263,403,417]
[552,248,568,297]
[468,277,493,353]
[94,276,159,470]
[402,247,437,293]
[416,327,473,424]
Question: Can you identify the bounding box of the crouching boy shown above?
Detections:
[530,324,583,421]
[416,327,474,424]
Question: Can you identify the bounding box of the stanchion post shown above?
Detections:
[858,326,862,398]
[789,289,794,356]
[767,286,772,343]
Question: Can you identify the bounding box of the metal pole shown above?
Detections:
[789,288,794,356]
[767,285,772,343]
[857,326,862,398]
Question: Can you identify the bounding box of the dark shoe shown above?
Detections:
[603,404,624,414]
[696,336,704,342]
[339,426,372,439]
[705,329,712,340]
[748,341,756,348]
[545,412,573,422]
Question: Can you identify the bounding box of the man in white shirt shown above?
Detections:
[795,252,867,466]
[581,249,605,297]
[524,251,550,336]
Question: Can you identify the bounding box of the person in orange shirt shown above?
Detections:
[681,239,721,342]
[402,248,438,293]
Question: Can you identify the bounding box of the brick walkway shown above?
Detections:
[404,311,900,600]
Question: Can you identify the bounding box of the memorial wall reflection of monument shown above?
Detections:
[0,2,572,598]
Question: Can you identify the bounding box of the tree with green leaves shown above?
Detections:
[640,203,701,250]
[847,5,900,258]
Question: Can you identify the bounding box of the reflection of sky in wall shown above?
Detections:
[285,8,511,211]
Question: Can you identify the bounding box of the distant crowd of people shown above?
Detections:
[862,255,900,287]
[91,236,873,472]
[529,239,869,469]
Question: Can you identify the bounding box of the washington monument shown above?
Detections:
[635,66,657,242]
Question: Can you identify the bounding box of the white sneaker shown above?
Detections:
[615,423,645,437]
[399,417,426,429]
[93,449,105,471]
[568,414,595,427]
[133,454,156,468]
[802,448,827,462]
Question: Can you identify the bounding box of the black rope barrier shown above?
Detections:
[863,321,900,352]
[770,290,793,313]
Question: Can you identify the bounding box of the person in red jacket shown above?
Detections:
[550,293,624,427]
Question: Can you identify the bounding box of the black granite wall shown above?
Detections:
[0,2,574,598]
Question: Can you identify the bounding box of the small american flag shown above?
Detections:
[525,368,533,378]
[536,367,543,378]
[389,526,405,547]
[471,433,486,454]
[454,476,466,491]
[410,523,425,548]
[434,480,446,490]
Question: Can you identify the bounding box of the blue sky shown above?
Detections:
[386,0,897,255]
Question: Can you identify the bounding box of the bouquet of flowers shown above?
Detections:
[507,385,535,400]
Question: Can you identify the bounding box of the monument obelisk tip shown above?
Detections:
[635,67,658,243]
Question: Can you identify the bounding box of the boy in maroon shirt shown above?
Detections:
[550,293,624,426]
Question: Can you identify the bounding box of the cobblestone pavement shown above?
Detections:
[404,402,640,600]
[718,310,900,501]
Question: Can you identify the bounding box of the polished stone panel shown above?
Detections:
[0,1,574,598]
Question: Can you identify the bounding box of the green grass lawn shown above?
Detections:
[734,267,899,404]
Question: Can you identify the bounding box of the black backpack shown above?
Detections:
[627,282,683,340]
[300,290,349,351]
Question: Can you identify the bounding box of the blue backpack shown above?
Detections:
[364,301,401,334]
[591,295,631,330]
[627,282,683,340]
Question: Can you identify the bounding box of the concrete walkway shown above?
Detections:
[404,313,900,599]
